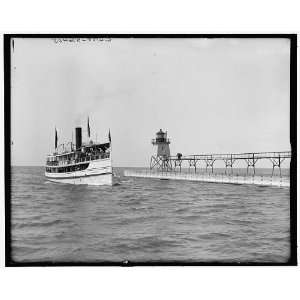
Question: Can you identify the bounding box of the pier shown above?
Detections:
[150,130,291,176]
[124,170,290,188]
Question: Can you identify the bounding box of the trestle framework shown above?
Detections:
[151,151,290,177]
[150,156,173,171]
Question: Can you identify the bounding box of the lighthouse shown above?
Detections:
[150,129,172,171]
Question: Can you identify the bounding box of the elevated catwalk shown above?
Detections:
[124,170,290,188]
[167,151,291,176]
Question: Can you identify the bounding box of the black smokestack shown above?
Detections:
[75,127,82,150]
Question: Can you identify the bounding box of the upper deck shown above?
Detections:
[46,142,110,167]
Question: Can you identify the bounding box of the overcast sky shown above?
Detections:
[11,37,290,167]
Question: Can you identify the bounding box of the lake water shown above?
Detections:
[10,166,290,263]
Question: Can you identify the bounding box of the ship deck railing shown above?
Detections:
[46,153,110,167]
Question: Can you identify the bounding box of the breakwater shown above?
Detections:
[124,170,290,188]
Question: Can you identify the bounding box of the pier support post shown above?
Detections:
[224,154,235,175]
[174,159,182,172]
[269,155,285,177]
[188,156,198,173]
[245,153,259,175]
[204,156,216,173]
[173,153,183,173]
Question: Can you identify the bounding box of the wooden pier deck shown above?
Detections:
[124,170,290,188]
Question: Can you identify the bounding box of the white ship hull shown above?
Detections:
[45,158,118,186]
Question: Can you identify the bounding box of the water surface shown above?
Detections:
[11,166,290,263]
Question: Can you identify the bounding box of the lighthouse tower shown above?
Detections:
[150,129,172,171]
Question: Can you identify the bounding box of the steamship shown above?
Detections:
[45,121,116,185]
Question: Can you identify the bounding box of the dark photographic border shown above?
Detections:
[4,34,297,267]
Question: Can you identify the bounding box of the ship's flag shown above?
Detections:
[87,117,90,138]
[55,127,58,149]
[108,129,111,142]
